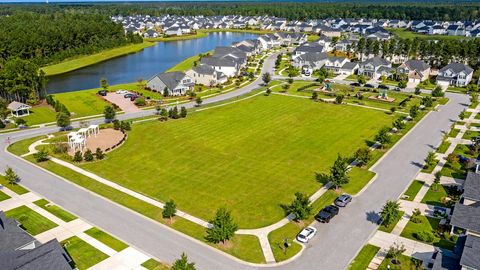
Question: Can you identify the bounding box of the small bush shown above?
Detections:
[95,148,105,160]
[134,97,146,106]
[33,150,49,162]
[83,149,94,162]
[73,151,83,162]
[415,231,435,243]
[113,120,120,130]
[53,142,68,154]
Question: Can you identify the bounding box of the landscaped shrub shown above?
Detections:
[73,151,83,162]
[33,149,49,162]
[134,97,146,106]
[120,121,131,131]
[0,120,5,129]
[446,153,459,164]
[113,120,120,130]
[95,148,105,160]
[415,230,435,243]
[83,149,94,162]
[52,142,68,154]
[411,208,422,223]
[15,118,27,126]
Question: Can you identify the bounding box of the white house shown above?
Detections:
[186,65,227,86]
[146,72,194,96]
[436,62,474,88]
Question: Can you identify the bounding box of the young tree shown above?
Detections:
[414,86,421,95]
[387,242,406,265]
[103,105,116,122]
[421,96,433,107]
[335,94,344,104]
[120,121,131,131]
[425,151,437,168]
[171,107,179,119]
[73,151,83,162]
[262,72,271,85]
[163,87,169,97]
[431,85,444,97]
[312,91,318,100]
[459,109,466,120]
[393,118,406,130]
[354,147,371,166]
[409,105,419,119]
[33,149,49,162]
[329,155,350,189]
[433,171,442,191]
[100,78,109,91]
[375,127,391,148]
[411,208,422,223]
[195,96,203,107]
[265,88,271,96]
[95,148,105,160]
[171,253,196,270]
[4,167,18,185]
[180,107,188,118]
[380,200,401,227]
[84,149,94,162]
[283,192,312,221]
[56,111,71,130]
[160,108,168,120]
[205,207,238,244]
[357,75,366,85]
[162,199,177,222]
[398,80,407,89]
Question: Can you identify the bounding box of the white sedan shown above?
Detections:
[296,226,317,243]
[116,90,129,94]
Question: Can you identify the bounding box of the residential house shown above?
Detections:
[143,29,159,38]
[324,57,350,74]
[186,65,227,86]
[339,62,359,75]
[316,25,342,37]
[200,56,240,77]
[293,52,328,71]
[397,59,431,83]
[146,72,194,96]
[293,43,325,58]
[165,27,182,36]
[357,57,392,80]
[437,62,473,88]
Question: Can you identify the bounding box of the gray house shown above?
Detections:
[357,57,392,80]
[437,62,474,88]
[0,211,73,270]
[147,71,194,96]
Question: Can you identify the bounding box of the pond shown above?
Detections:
[46,32,259,94]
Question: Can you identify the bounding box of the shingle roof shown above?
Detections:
[192,65,216,75]
[432,251,460,270]
[464,172,480,202]
[451,203,480,233]
[404,59,430,72]
[7,101,31,111]
[460,234,480,270]
[362,57,391,67]
[439,62,473,74]
[155,71,189,90]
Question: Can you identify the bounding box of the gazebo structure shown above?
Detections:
[67,125,100,153]
[88,125,100,137]
[7,101,31,117]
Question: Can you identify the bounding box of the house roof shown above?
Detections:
[201,56,237,67]
[460,234,480,270]
[7,101,31,112]
[464,172,480,202]
[439,62,473,75]
[191,64,216,75]
[404,59,430,72]
[341,62,359,70]
[432,250,460,270]
[451,202,480,233]
[153,71,190,90]
[297,52,328,63]
[362,57,390,67]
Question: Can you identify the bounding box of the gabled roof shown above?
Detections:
[191,65,216,76]
[460,234,480,270]
[404,59,430,72]
[152,71,189,90]
[7,102,31,112]
[297,52,328,63]
[201,56,237,67]
[451,202,480,233]
[362,57,390,67]
[439,62,473,75]
[464,172,480,202]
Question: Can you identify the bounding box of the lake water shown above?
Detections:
[46,32,259,94]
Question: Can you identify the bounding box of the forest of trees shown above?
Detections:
[0,12,142,103]
[1,2,478,21]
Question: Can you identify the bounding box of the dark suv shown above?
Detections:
[315,205,339,223]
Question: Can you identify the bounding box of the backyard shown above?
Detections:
[79,94,391,229]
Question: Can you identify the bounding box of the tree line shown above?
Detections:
[1,2,479,21]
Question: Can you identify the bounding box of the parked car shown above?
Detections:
[315,205,339,223]
[394,87,401,91]
[296,226,317,243]
[350,82,361,87]
[98,90,107,96]
[116,90,128,94]
[364,84,375,88]
[334,194,352,207]
[304,71,311,77]
[124,93,136,98]
[377,84,389,90]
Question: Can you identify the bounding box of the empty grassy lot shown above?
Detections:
[80,94,391,228]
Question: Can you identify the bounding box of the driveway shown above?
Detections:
[103,93,141,113]
[0,52,468,269]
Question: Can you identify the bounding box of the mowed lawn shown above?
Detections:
[81,95,391,228]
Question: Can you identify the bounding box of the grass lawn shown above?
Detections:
[23,156,264,263]
[0,190,11,201]
[403,180,425,201]
[5,205,58,235]
[421,159,438,174]
[378,254,422,270]
[0,176,29,195]
[84,227,128,252]
[53,90,111,118]
[440,161,467,179]
[307,34,320,42]
[378,211,405,233]
[342,167,376,195]
[141,259,169,270]
[387,28,473,41]
[33,199,77,222]
[167,50,213,72]
[421,184,449,207]
[462,130,480,140]
[146,31,208,42]
[349,244,380,270]
[448,128,460,138]
[7,135,47,156]
[400,215,456,250]
[437,140,451,154]
[80,94,391,228]
[62,236,109,270]
[21,105,57,126]
[41,42,155,76]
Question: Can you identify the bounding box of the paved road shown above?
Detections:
[0,53,468,269]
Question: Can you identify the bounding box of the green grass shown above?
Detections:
[268,222,303,262]
[141,259,170,270]
[22,156,264,263]
[349,244,380,270]
[307,34,320,42]
[378,211,405,233]
[342,167,376,195]
[378,254,422,270]
[448,128,460,138]
[400,215,456,250]
[54,90,111,118]
[41,42,155,76]
[61,236,109,270]
[84,227,128,252]
[421,184,449,207]
[21,106,57,125]
[403,180,425,201]
[146,31,208,42]
[437,140,451,154]
[0,190,11,201]
[440,161,467,179]
[167,50,213,72]
[387,28,473,40]
[33,199,77,222]
[0,176,29,195]
[7,135,46,156]
[217,235,265,264]
[80,94,391,228]
[5,205,58,235]
[462,130,480,140]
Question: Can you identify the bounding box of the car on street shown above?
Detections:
[377,84,389,90]
[315,205,339,223]
[116,90,128,94]
[364,84,375,88]
[296,226,317,243]
[334,194,352,207]
[350,82,361,87]
[98,90,107,96]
